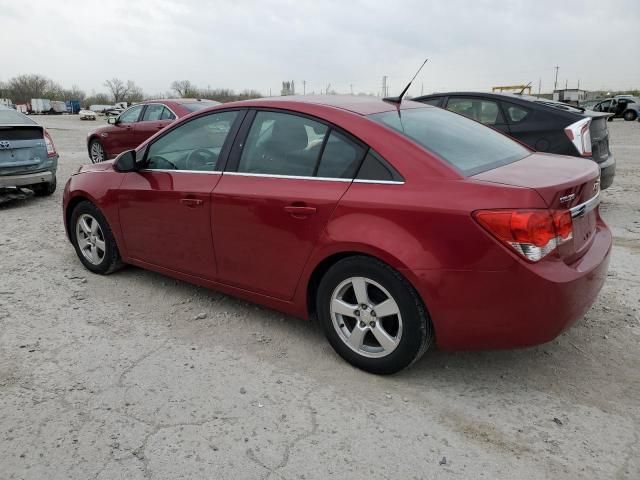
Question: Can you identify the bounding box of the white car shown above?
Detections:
[79,109,97,120]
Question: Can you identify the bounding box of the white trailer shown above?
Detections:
[30,98,52,114]
[51,101,67,114]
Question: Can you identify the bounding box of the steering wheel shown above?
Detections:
[186,149,216,170]
[148,155,178,170]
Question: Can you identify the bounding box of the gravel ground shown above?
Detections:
[1,115,638,480]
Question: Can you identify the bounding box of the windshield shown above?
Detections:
[369,107,530,175]
[180,101,220,112]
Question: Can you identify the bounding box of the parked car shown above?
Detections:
[0,106,58,195]
[79,109,97,120]
[63,96,611,374]
[86,99,220,163]
[591,97,640,121]
[414,92,616,189]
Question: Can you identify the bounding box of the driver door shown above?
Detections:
[104,104,145,156]
[118,110,244,279]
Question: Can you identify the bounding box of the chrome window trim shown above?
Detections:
[353,179,405,185]
[570,193,600,218]
[139,169,221,174]
[224,171,352,182]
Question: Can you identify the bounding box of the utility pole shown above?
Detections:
[565,79,568,89]
[421,82,424,96]
[350,84,353,95]
[553,66,559,91]
[577,79,580,90]
[303,80,306,95]
[382,76,388,97]
[538,77,541,95]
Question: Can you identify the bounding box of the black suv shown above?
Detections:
[414,92,615,189]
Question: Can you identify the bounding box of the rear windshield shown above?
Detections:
[0,108,35,125]
[369,107,530,175]
[180,101,220,112]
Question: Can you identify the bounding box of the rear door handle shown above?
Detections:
[181,198,204,208]
[284,205,317,217]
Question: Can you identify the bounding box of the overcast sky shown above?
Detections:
[2,0,638,97]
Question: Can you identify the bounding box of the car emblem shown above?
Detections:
[0,140,11,149]
[559,193,576,204]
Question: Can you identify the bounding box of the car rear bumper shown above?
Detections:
[0,170,54,188]
[407,219,612,351]
[593,152,615,189]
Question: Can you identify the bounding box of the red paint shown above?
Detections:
[64,96,611,351]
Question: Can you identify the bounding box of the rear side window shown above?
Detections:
[356,150,403,182]
[503,103,530,123]
[446,97,504,125]
[316,131,364,178]
[238,111,328,177]
[418,97,443,107]
[142,104,165,121]
[160,107,175,120]
[369,107,530,176]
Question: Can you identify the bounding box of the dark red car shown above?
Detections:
[64,96,611,374]
[86,99,219,163]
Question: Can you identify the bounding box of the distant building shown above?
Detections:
[553,88,587,105]
[281,81,295,96]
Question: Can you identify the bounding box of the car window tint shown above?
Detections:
[356,150,403,182]
[160,107,175,120]
[146,111,239,171]
[316,130,364,178]
[504,103,529,123]
[238,111,328,176]
[369,107,530,176]
[142,104,165,121]
[119,105,144,124]
[447,98,503,125]
[420,97,443,107]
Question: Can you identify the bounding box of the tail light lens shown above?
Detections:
[473,209,573,262]
[44,129,57,158]
[564,117,592,157]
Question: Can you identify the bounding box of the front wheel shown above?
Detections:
[70,201,124,274]
[89,139,106,163]
[317,256,433,374]
[623,110,637,121]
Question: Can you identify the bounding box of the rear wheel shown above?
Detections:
[317,256,432,374]
[30,176,56,196]
[70,201,123,274]
[89,139,106,163]
[623,110,637,121]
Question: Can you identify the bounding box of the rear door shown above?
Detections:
[134,104,176,146]
[444,96,510,133]
[212,110,366,300]
[118,110,244,278]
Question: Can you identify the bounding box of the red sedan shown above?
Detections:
[86,99,219,163]
[63,96,611,374]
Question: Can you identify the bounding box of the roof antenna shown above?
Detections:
[518,82,532,95]
[383,58,428,104]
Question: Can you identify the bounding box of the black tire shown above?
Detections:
[70,201,124,274]
[317,256,433,375]
[623,110,637,121]
[89,139,106,163]
[30,176,57,196]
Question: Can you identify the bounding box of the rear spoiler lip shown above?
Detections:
[581,111,614,119]
[0,123,44,130]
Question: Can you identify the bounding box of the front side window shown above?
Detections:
[446,97,504,125]
[369,107,530,176]
[238,111,328,177]
[145,111,239,171]
[118,105,144,124]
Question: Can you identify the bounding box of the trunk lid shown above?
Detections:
[473,152,601,261]
[0,125,48,175]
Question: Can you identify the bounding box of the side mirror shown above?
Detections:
[107,116,118,125]
[113,150,137,172]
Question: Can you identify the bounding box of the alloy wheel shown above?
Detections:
[90,142,104,163]
[75,214,106,265]
[330,277,403,358]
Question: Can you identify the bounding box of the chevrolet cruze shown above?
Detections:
[63,95,611,374]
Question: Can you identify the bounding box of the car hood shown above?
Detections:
[79,160,115,173]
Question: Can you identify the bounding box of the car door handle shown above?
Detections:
[284,205,317,217]
[181,198,204,208]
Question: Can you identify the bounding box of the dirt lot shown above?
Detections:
[1,115,638,480]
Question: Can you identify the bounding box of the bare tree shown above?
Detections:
[124,80,144,103]
[5,74,50,103]
[104,78,128,103]
[171,80,197,97]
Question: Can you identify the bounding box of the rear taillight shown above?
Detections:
[44,129,56,158]
[564,117,592,157]
[473,209,573,262]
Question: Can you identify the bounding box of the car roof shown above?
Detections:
[0,106,36,125]
[222,95,427,116]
